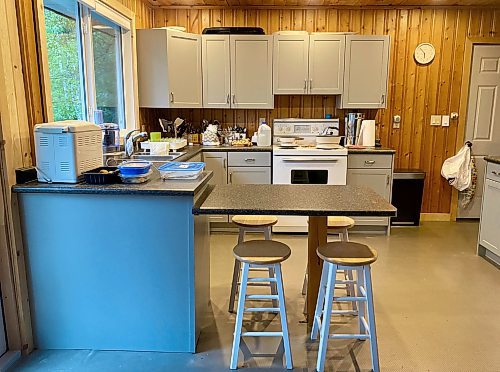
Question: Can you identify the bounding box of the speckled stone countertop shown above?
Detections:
[177,144,272,161]
[347,147,396,154]
[485,156,500,165]
[12,171,213,196]
[193,184,397,216]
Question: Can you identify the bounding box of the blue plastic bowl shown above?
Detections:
[118,160,152,176]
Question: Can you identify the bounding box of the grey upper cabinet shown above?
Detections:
[308,33,345,95]
[338,35,390,109]
[137,29,202,108]
[202,35,231,108]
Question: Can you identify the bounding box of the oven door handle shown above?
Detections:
[281,157,340,162]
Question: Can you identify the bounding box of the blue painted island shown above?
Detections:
[13,172,212,353]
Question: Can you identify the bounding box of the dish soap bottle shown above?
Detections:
[257,121,271,147]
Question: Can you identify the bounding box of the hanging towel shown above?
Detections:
[441,142,472,191]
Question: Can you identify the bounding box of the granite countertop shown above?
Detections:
[484,156,500,165]
[13,171,213,196]
[193,184,397,216]
[347,147,396,154]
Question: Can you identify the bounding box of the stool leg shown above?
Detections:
[275,264,293,370]
[340,228,357,313]
[356,267,366,336]
[228,260,241,313]
[311,262,328,340]
[264,226,272,240]
[301,270,307,296]
[238,227,246,244]
[268,267,279,309]
[316,263,337,372]
[230,262,250,370]
[364,265,380,372]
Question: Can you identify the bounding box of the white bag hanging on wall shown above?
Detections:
[441,142,472,191]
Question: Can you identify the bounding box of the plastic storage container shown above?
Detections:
[83,167,120,184]
[158,162,205,180]
[391,169,426,226]
[117,160,152,176]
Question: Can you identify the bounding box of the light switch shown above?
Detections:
[431,115,441,126]
[442,115,450,127]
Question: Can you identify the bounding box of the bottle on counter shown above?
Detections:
[257,121,272,147]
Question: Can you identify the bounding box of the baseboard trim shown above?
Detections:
[420,213,451,222]
[0,350,21,372]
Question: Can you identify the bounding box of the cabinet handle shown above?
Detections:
[245,158,255,162]
[170,92,174,103]
[364,160,376,165]
[232,94,236,104]
[229,172,232,184]
[304,79,307,91]
[226,94,230,104]
[381,94,385,104]
[309,79,313,89]
[223,158,227,170]
[386,174,390,186]
[493,171,499,176]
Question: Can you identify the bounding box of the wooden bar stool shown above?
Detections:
[229,215,278,313]
[302,216,357,313]
[311,241,379,372]
[230,240,293,370]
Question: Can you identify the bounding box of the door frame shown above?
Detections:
[451,37,500,221]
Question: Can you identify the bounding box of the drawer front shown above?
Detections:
[228,151,271,167]
[486,162,500,181]
[348,154,393,169]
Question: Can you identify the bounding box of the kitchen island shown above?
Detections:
[13,172,212,353]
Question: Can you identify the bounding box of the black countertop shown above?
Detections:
[484,156,500,165]
[347,147,396,154]
[13,171,213,196]
[193,184,397,216]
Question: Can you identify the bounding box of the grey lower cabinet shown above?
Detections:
[347,153,394,234]
[478,161,500,263]
[203,152,229,223]
[228,167,271,184]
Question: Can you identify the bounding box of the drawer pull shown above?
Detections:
[493,171,499,176]
[245,158,256,162]
[364,160,376,165]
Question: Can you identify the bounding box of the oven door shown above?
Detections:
[272,155,347,232]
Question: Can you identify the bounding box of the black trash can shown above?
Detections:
[391,169,426,226]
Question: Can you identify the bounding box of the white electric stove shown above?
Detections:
[272,119,348,233]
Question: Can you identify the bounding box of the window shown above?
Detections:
[43,0,135,130]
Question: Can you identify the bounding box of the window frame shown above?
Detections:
[39,0,138,133]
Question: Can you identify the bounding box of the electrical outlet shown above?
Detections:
[431,115,441,126]
[442,115,450,127]
[393,122,400,129]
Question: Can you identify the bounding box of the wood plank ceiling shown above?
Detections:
[147,0,500,7]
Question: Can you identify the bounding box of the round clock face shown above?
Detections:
[414,43,436,65]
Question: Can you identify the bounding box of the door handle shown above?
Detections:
[170,92,174,103]
[381,94,385,104]
[492,171,499,176]
[226,94,230,104]
[232,94,236,104]
[229,172,233,184]
[282,157,339,162]
[386,174,390,186]
[309,79,313,89]
[223,158,227,170]
[304,79,307,91]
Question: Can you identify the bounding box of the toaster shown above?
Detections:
[34,120,103,183]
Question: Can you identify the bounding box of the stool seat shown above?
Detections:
[317,242,377,266]
[327,216,355,229]
[233,240,291,264]
[232,215,278,228]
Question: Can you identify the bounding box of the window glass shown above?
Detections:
[91,12,125,128]
[44,0,85,121]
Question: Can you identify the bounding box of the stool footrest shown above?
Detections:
[248,267,270,272]
[245,307,280,313]
[242,331,283,337]
[246,294,279,300]
[333,296,366,302]
[335,279,356,284]
[329,334,370,340]
[247,277,277,283]
[332,309,358,315]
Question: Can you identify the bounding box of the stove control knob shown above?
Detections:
[285,126,292,134]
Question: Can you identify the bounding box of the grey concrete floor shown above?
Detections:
[11,221,500,371]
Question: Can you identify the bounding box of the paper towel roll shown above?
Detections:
[359,120,376,147]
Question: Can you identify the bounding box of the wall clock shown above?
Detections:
[414,43,436,65]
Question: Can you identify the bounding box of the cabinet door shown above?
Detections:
[230,35,274,109]
[167,30,203,108]
[202,35,231,108]
[347,168,392,226]
[480,179,500,255]
[308,34,345,95]
[228,167,271,185]
[340,35,390,109]
[273,33,309,95]
[203,152,228,222]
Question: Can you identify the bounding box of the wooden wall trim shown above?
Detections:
[450,36,500,221]
[152,5,500,10]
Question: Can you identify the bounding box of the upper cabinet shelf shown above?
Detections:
[136,30,390,110]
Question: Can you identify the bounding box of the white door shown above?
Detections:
[0,297,6,356]
[202,35,231,108]
[340,35,390,109]
[273,33,309,95]
[459,44,500,218]
[347,168,391,226]
[308,34,345,95]
[479,179,500,255]
[228,167,271,185]
[167,30,202,108]
[230,35,274,109]
[203,152,228,223]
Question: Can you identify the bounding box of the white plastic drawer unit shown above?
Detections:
[228,152,271,167]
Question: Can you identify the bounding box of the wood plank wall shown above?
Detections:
[142,7,500,213]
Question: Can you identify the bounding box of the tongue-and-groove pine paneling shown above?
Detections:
[141,7,499,214]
